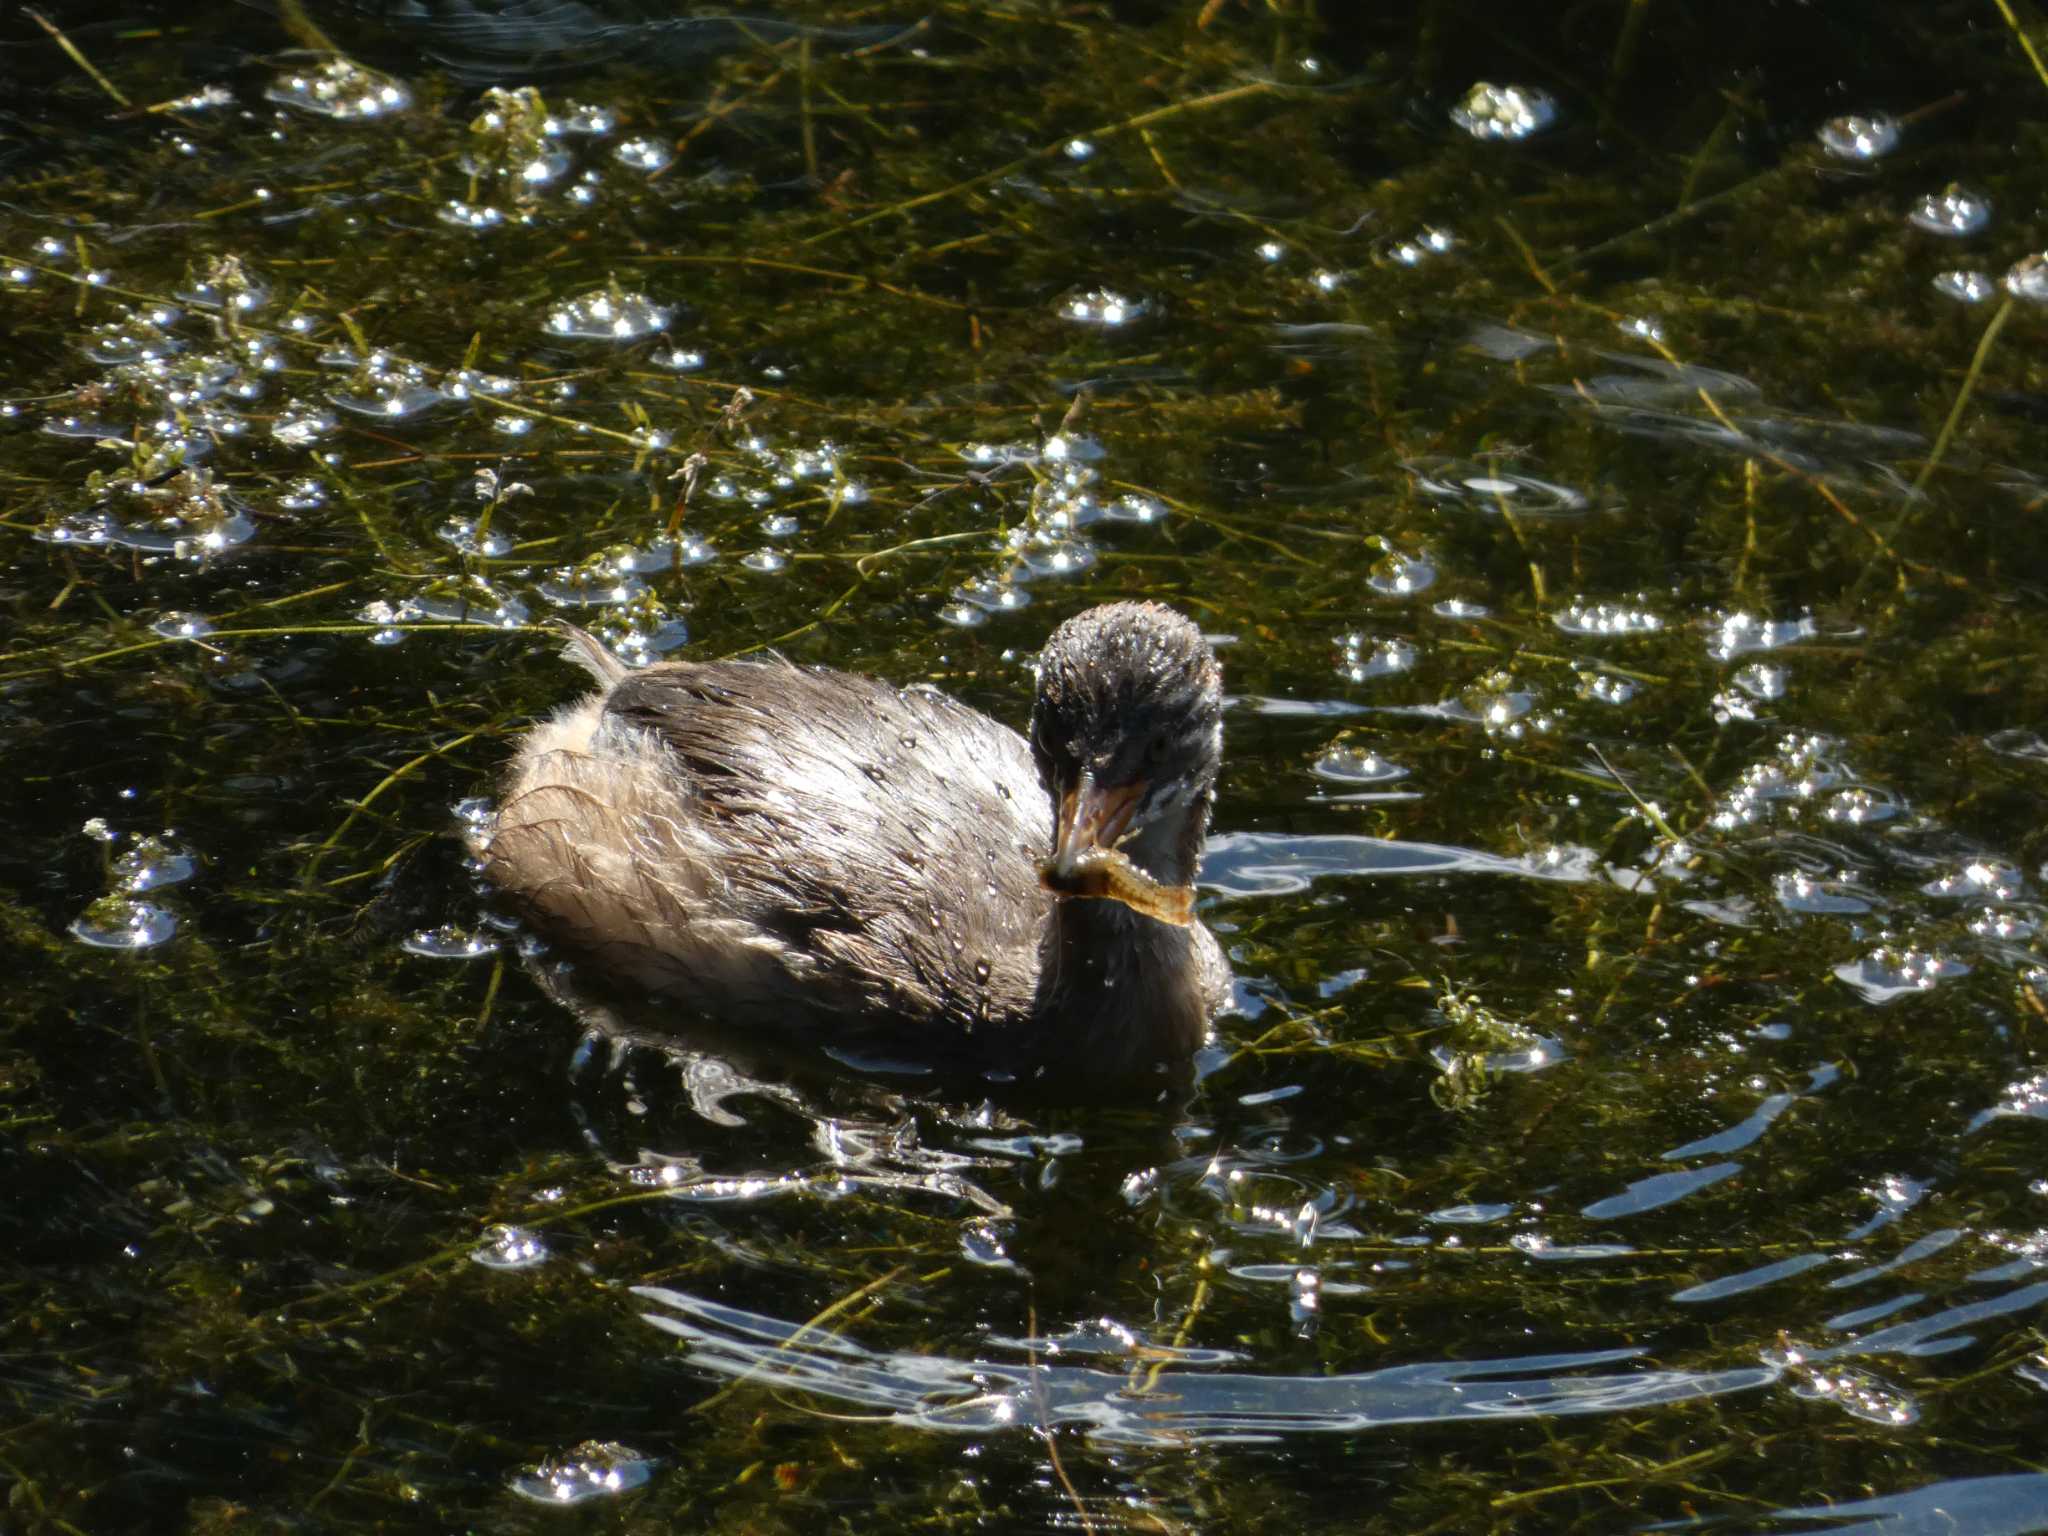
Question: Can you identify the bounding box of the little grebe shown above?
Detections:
[480,601,1229,1071]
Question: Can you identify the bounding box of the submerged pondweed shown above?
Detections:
[6,1,2048,1532]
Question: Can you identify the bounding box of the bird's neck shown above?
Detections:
[1036,897,1213,1071]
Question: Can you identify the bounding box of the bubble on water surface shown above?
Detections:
[1057,287,1148,327]
[70,897,177,950]
[405,924,502,960]
[1367,548,1435,595]
[2003,253,2048,302]
[1907,184,1991,237]
[1922,860,2025,902]
[652,345,705,371]
[587,602,688,665]
[1311,748,1408,785]
[1334,633,1415,683]
[113,835,199,893]
[1101,492,1167,524]
[394,578,529,629]
[1816,112,1898,160]
[1775,872,1872,916]
[326,354,445,421]
[953,575,1031,613]
[1383,226,1457,266]
[1823,786,1902,825]
[938,601,987,628]
[1835,947,1967,1004]
[544,287,671,341]
[472,1223,549,1270]
[626,534,716,571]
[1733,663,1787,700]
[279,477,328,510]
[740,548,787,573]
[508,1440,655,1505]
[1578,673,1638,706]
[1015,535,1095,578]
[1447,674,1535,727]
[81,311,185,366]
[1554,601,1663,637]
[437,518,513,558]
[1932,269,1994,303]
[1708,611,1819,661]
[266,59,412,120]
[538,558,647,606]
[177,262,271,315]
[554,102,619,136]
[1433,598,1491,619]
[1450,81,1557,141]
[613,137,674,173]
[439,200,507,232]
[1766,1344,1920,1425]
[145,608,217,642]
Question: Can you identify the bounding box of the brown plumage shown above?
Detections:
[479,601,1229,1072]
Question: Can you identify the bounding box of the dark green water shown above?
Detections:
[6,1,2048,1530]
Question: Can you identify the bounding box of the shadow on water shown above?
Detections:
[5,0,2048,1531]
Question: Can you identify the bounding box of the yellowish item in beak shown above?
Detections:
[1038,775,1195,927]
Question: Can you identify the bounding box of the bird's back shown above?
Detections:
[484,655,1055,1039]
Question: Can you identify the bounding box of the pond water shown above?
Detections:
[6,1,2048,1530]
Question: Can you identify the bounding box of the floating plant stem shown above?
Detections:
[304,729,484,883]
[24,8,130,107]
[809,79,1279,245]
[1991,0,2048,96]
[1909,293,2013,502]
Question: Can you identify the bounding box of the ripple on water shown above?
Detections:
[1408,459,1590,517]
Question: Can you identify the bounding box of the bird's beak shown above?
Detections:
[1047,770,1143,876]
[1040,771,1194,926]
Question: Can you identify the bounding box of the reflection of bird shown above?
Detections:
[481,602,1229,1072]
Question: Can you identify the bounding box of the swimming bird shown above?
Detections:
[479,601,1229,1073]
